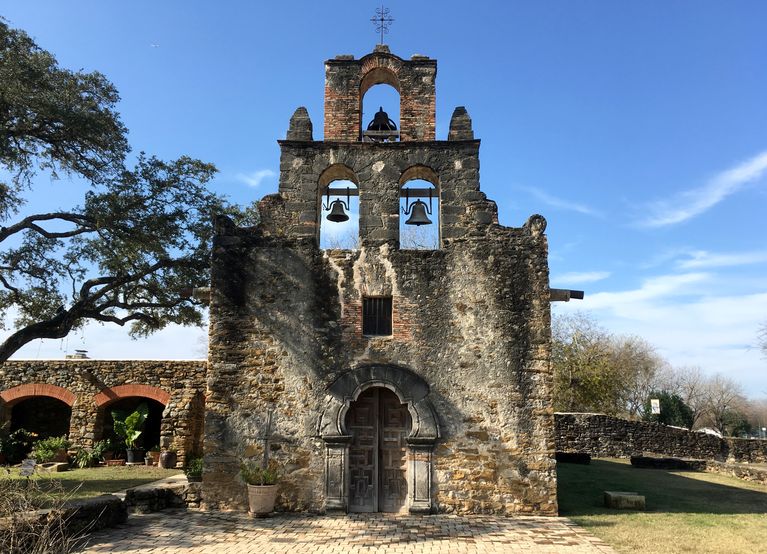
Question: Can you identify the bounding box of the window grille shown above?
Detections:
[362,297,392,336]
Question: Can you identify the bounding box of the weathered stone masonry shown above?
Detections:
[204,46,558,515]
[555,412,767,464]
[0,360,206,465]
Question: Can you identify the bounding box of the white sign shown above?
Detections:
[20,459,36,477]
[650,399,661,415]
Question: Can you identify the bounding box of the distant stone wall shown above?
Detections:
[0,360,206,464]
[555,413,767,464]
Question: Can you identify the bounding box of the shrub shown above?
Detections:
[240,461,278,486]
[1,429,38,464]
[184,457,203,480]
[31,436,71,464]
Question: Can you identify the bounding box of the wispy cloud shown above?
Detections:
[581,272,710,310]
[551,271,611,284]
[235,169,276,188]
[640,150,767,227]
[517,186,602,216]
[677,249,767,270]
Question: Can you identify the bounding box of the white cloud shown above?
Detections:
[640,150,767,227]
[551,271,611,284]
[517,186,602,216]
[676,249,767,270]
[235,169,276,188]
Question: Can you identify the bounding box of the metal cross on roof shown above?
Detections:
[370,5,394,45]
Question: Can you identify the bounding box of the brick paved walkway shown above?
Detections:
[77,510,615,553]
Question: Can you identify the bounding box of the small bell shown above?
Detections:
[405,200,432,226]
[326,199,350,222]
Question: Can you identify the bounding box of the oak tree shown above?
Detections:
[0,19,227,361]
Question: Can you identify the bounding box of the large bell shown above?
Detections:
[405,200,432,226]
[326,199,350,222]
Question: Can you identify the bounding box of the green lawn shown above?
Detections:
[2,465,181,500]
[557,458,767,554]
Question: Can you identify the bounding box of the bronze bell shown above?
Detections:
[405,200,432,226]
[326,199,350,222]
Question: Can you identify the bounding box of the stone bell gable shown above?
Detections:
[203,45,557,516]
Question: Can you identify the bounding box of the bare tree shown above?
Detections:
[673,366,709,429]
[703,373,746,436]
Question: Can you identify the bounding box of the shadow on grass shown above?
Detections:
[558,459,767,516]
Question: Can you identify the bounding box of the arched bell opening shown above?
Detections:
[98,397,165,452]
[360,67,400,142]
[399,166,440,250]
[318,164,360,250]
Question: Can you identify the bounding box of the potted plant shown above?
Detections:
[147,445,161,466]
[73,447,100,468]
[93,438,118,462]
[240,460,278,517]
[111,403,149,463]
[184,456,204,482]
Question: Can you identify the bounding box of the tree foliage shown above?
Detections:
[0,18,128,217]
[642,390,694,428]
[0,19,229,361]
[551,312,665,416]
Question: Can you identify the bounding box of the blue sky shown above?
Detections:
[2,2,766,396]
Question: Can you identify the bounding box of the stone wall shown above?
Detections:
[555,413,767,463]
[0,360,206,464]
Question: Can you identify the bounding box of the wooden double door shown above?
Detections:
[346,387,411,513]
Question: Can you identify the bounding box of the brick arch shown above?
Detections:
[360,66,401,97]
[93,384,170,408]
[0,383,76,407]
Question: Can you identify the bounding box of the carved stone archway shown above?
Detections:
[318,364,440,514]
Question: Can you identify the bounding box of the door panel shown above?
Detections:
[380,390,410,513]
[347,389,377,512]
[347,387,411,513]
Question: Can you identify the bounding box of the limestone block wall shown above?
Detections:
[0,360,206,464]
[555,413,767,463]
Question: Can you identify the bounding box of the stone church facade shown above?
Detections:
[204,45,558,515]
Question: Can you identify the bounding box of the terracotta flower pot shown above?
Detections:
[247,484,278,517]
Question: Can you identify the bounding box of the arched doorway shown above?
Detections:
[100,397,164,450]
[319,364,440,514]
[346,387,411,513]
[10,397,71,439]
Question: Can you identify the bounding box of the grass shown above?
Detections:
[557,458,767,554]
[2,465,181,501]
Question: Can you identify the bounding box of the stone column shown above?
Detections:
[407,438,436,514]
[323,435,352,512]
